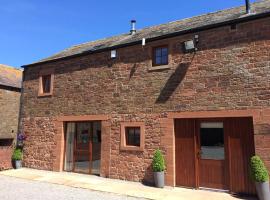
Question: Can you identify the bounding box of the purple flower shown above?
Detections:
[18,133,26,141]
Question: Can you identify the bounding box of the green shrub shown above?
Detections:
[152,149,166,172]
[12,148,22,161]
[250,155,269,182]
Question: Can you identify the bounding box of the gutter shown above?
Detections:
[22,10,270,68]
[0,84,22,91]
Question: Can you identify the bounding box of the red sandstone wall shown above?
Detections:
[0,146,13,170]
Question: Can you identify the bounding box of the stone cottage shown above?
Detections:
[0,64,22,170]
[21,0,270,195]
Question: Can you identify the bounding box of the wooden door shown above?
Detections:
[224,117,255,194]
[197,121,228,190]
[175,119,196,187]
[175,117,255,194]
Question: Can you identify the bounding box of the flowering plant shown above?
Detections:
[17,133,27,141]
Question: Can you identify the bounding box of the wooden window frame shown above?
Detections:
[120,122,145,151]
[152,45,169,67]
[38,68,54,97]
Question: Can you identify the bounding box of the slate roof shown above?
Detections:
[25,0,270,66]
[0,64,22,89]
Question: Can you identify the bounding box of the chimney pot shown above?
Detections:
[245,0,251,14]
[130,20,136,35]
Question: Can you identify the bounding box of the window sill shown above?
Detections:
[120,145,144,152]
[38,93,52,97]
[148,65,171,71]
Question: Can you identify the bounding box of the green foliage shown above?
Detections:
[12,148,22,161]
[250,155,269,182]
[152,149,166,172]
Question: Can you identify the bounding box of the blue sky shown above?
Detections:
[0,0,257,68]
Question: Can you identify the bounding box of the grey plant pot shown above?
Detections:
[14,160,22,169]
[255,181,270,200]
[153,171,165,188]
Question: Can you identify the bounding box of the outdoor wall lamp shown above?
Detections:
[111,50,117,58]
[183,34,199,53]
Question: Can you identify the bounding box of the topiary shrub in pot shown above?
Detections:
[12,148,23,169]
[250,155,270,200]
[152,149,166,188]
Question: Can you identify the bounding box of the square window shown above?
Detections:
[125,127,140,146]
[120,122,145,151]
[152,46,168,66]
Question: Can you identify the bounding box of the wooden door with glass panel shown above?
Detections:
[197,121,228,190]
[64,121,101,175]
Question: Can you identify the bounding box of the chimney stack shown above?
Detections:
[245,0,251,14]
[130,20,136,35]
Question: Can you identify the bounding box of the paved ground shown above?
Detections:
[0,175,144,200]
[0,168,257,200]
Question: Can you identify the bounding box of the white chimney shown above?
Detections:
[130,20,136,35]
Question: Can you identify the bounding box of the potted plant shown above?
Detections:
[12,148,23,169]
[152,149,166,188]
[250,155,270,200]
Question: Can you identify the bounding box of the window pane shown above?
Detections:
[42,75,51,93]
[200,122,224,160]
[155,56,161,65]
[64,122,75,171]
[161,55,168,64]
[92,121,101,175]
[154,47,168,66]
[161,47,168,55]
[155,48,162,57]
[134,128,140,146]
[126,127,140,147]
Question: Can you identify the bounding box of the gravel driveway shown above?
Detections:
[0,175,145,200]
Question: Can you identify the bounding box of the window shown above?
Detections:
[200,122,224,160]
[42,75,51,93]
[38,69,54,96]
[120,122,145,151]
[0,139,13,147]
[152,46,168,66]
[125,127,140,146]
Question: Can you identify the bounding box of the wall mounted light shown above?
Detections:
[111,50,117,58]
[183,35,199,53]
[142,38,146,46]
[184,40,195,52]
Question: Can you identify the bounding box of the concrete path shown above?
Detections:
[0,175,143,200]
[0,168,256,200]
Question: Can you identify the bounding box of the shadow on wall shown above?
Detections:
[155,53,195,103]
[155,52,196,103]
[129,64,137,79]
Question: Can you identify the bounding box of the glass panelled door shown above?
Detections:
[64,123,75,171]
[74,123,91,173]
[91,122,101,175]
[198,121,228,190]
[64,121,101,175]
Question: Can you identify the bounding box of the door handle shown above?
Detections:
[197,151,202,158]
